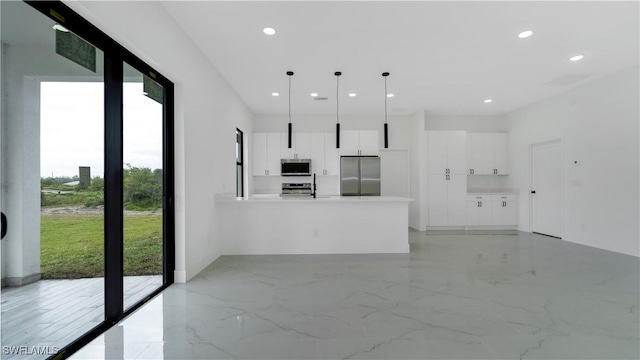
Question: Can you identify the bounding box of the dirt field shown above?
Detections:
[41,205,161,216]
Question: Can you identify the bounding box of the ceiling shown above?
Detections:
[162,1,639,117]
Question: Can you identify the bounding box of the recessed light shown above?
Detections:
[348,93,357,97]
[271,92,279,97]
[263,27,276,36]
[310,93,318,97]
[52,24,69,32]
[484,99,493,103]
[386,94,394,98]
[569,54,584,62]
[518,30,533,39]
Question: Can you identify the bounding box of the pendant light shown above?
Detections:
[382,72,390,148]
[335,71,341,148]
[287,71,294,148]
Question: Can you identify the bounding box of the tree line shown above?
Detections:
[41,165,163,210]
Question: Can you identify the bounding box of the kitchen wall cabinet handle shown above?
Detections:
[477,201,481,207]
[470,169,474,174]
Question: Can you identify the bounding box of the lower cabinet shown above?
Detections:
[466,195,492,226]
[428,174,467,226]
[466,194,518,226]
[491,195,518,226]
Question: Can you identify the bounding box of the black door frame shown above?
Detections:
[22,1,175,359]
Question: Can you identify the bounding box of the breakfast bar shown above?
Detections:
[217,195,412,255]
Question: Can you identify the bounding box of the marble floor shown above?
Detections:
[1,275,162,360]
[71,231,639,359]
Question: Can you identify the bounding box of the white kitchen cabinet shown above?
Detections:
[324,133,340,175]
[359,130,380,155]
[280,133,314,160]
[253,133,281,176]
[340,130,379,156]
[295,133,312,159]
[311,133,325,174]
[427,131,467,175]
[490,195,518,225]
[280,133,295,159]
[427,174,467,226]
[466,195,492,226]
[493,133,508,175]
[252,133,267,176]
[309,133,340,176]
[467,133,508,175]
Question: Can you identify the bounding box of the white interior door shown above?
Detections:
[380,150,409,197]
[531,140,563,238]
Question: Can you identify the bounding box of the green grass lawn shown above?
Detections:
[41,214,162,279]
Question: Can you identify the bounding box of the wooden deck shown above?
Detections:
[1,275,162,360]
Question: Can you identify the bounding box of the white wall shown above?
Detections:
[503,66,639,257]
[424,114,507,132]
[65,1,254,281]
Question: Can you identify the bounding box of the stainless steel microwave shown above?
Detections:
[281,159,311,176]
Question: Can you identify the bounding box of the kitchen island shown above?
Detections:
[216,195,412,255]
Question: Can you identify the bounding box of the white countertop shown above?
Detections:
[467,188,519,195]
[219,194,413,203]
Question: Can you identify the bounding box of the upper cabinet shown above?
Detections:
[427,131,467,175]
[340,130,379,156]
[253,133,281,176]
[280,133,312,160]
[311,133,339,176]
[254,132,339,177]
[467,133,508,175]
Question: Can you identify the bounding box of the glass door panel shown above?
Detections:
[122,62,164,310]
[1,1,104,358]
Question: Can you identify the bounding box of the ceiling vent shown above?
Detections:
[314,97,329,101]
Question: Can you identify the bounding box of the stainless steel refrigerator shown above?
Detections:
[340,156,381,196]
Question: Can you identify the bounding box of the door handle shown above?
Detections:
[531,190,536,194]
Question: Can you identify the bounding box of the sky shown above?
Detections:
[40,81,163,178]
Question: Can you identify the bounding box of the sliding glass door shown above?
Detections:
[0,1,174,358]
[122,63,164,310]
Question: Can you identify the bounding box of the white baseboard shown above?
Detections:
[174,270,187,283]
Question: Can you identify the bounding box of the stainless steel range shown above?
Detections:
[281,183,312,197]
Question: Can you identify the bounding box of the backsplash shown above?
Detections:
[467,175,509,191]
[252,176,340,196]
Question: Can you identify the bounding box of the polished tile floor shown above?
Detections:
[72,231,639,359]
[1,275,162,360]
